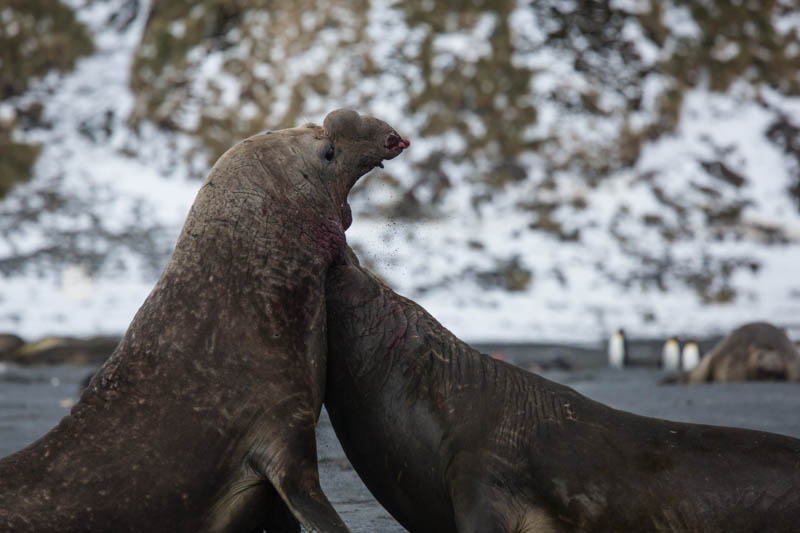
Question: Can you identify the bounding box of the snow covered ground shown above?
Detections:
[2,0,800,344]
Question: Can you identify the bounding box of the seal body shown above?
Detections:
[325,252,800,532]
[0,109,408,532]
[686,322,800,383]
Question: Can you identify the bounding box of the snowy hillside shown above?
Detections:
[2,0,800,343]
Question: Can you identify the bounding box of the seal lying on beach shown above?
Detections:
[0,109,409,532]
[682,322,800,383]
[325,250,800,532]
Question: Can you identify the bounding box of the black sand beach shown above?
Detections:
[1,344,799,532]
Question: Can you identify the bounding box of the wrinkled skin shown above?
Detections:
[325,251,800,533]
[0,109,408,532]
[683,322,800,383]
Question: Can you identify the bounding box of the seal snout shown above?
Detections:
[376,132,410,168]
[386,133,411,151]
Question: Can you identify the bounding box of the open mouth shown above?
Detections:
[386,133,411,151]
[377,133,411,168]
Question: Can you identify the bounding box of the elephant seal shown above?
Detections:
[682,322,800,383]
[325,251,800,532]
[0,109,409,532]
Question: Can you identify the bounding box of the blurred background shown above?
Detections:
[2,0,800,346]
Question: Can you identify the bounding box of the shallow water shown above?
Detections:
[1,360,798,532]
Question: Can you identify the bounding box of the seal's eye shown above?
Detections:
[324,144,335,161]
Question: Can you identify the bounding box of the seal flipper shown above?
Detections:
[264,430,349,532]
[241,414,349,533]
[208,406,345,532]
[261,482,300,533]
[449,474,510,533]
[207,475,299,533]
[449,470,563,533]
[271,469,348,533]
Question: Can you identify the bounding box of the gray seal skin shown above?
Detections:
[684,321,800,383]
[325,251,800,532]
[0,109,408,532]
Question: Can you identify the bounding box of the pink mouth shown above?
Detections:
[377,133,410,168]
[386,133,411,151]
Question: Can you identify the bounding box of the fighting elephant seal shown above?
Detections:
[0,109,408,532]
[325,251,800,532]
[683,322,800,383]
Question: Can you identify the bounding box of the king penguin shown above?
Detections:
[662,337,681,371]
[608,329,628,369]
[681,340,701,371]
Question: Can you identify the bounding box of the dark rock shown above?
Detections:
[8,336,120,366]
[0,334,24,360]
[529,356,572,372]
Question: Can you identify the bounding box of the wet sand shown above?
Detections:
[1,358,799,532]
